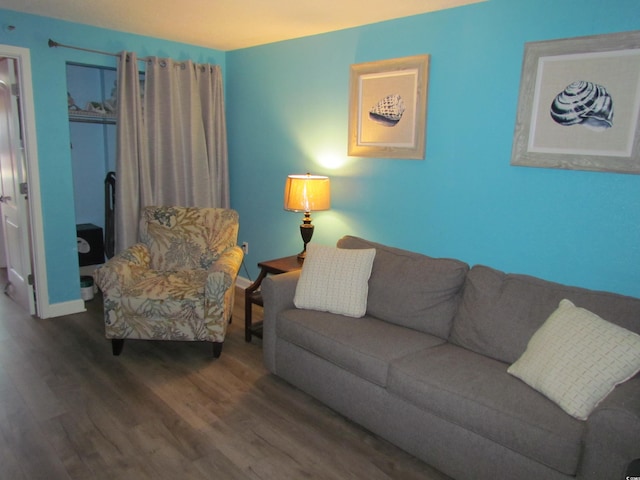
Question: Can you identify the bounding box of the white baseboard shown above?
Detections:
[40,299,86,318]
[236,276,251,289]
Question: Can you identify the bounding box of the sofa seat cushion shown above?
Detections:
[337,236,469,339]
[277,308,445,387]
[387,343,585,476]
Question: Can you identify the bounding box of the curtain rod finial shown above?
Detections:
[48,39,59,48]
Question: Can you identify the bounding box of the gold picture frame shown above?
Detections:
[511,30,640,174]
[348,54,430,159]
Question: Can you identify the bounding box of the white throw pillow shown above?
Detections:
[508,299,640,420]
[294,243,376,318]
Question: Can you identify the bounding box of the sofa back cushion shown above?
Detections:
[450,265,640,364]
[336,236,469,339]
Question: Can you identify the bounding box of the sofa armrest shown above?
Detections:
[93,243,151,295]
[579,378,640,480]
[261,270,301,373]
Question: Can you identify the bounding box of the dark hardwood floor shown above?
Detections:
[0,274,451,480]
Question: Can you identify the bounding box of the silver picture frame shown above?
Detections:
[348,55,430,159]
[511,30,640,174]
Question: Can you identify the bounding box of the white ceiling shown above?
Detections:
[2,0,486,51]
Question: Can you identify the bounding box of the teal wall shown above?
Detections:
[1,0,639,309]
[0,9,225,305]
[228,0,640,297]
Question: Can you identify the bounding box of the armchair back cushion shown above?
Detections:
[139,206,239,271]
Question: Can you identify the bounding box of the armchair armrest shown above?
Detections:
[205,246,244,299]
[261,270,301,373]
[579,378,640,480]
[208,245,244,276]
[93,243,151,294]
[205,246,244,326]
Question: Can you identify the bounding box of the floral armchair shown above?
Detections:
[93,206,243,358]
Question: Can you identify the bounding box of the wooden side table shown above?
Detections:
[244,255,303,342]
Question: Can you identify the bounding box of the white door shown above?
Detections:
[0,57,35,314]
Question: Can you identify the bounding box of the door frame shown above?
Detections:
[0,44,47,317]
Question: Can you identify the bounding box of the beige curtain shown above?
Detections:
[114,53,230,253]
[115,52,146,252]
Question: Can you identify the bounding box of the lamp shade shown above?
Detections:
[284,174,330,212]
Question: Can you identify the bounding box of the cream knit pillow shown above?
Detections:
[508,299,640,420]
[294,243,376,318]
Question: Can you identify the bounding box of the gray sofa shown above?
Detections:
[262,235,640,480]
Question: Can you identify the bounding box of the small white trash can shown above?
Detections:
[80,275,94,301]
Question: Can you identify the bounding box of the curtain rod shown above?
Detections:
[48,39,148,62]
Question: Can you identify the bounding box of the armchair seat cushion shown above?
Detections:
[122,270,207,319]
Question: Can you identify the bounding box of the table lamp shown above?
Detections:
[284,173,331,259]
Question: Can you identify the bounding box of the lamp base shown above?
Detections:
[297,213,314,260]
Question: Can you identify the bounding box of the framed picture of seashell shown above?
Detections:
[348,54,430,159]
[511,30,640,174]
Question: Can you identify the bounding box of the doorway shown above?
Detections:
[0,45,46,317]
